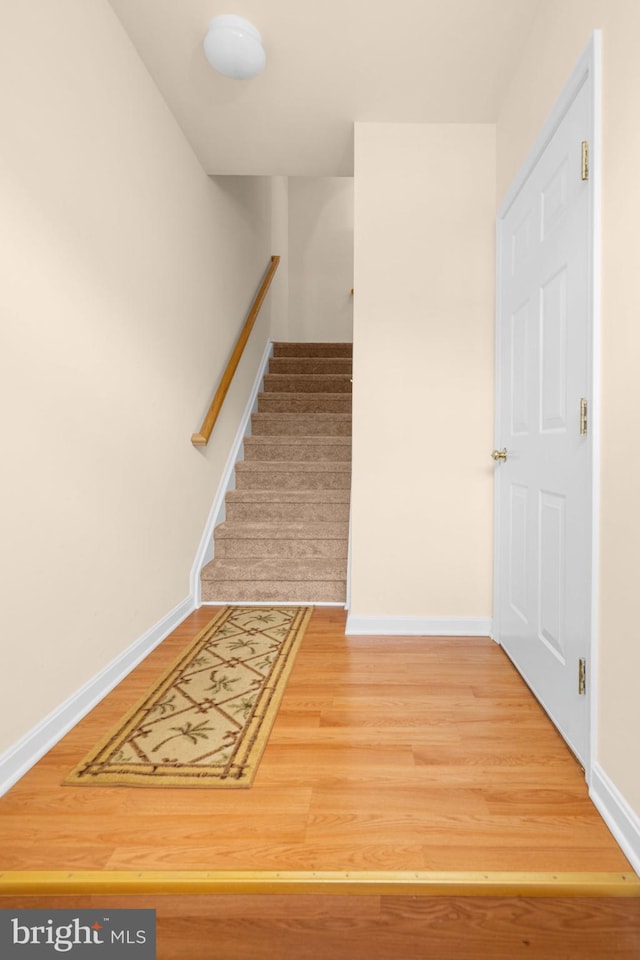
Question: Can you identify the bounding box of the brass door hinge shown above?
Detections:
[580,397,588,436]
[578,658,587,696]
[581,140,589,181]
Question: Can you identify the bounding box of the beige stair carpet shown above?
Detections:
[201,342,352,604]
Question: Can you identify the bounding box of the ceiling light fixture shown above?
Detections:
[203,15,266,79]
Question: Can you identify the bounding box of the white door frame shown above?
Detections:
[493,31,601,783]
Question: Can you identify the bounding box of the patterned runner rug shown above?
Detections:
[64,606,312,788]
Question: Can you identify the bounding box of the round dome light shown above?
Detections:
[203,15,266,80]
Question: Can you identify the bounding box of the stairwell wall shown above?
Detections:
[270,176,290,341]
[350,123,495,625]
[288,178,354,343]
[0,0,274,755]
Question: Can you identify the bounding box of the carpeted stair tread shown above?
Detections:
[226,504,348,522]
[268,357,352,375]
[234,464,351,495]
[201,557,347,582]
[243,436,351,461]
[214,521,348,558]
[236,460,351,473]
[215,534,347,560]
[235,463,350,491]
[272,341,352,358]
[251,413,352,436]
[257,392,351,413]
[263,373,352,394]
[226,489,350,503]
[225,489,350,522]
[215,521,348,540]
[201,581,347,603]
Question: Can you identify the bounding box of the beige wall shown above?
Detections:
[0,0,274,754]
[497,0,640,816]
[270,176,290,341]
[351,124,495,618]
[288,178,354,342]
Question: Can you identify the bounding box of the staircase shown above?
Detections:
[200,342,352,604]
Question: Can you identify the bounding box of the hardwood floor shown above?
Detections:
[1,606,638,957]
[2,893,639,960]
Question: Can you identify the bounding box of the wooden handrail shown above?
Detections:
[191,255,280,447]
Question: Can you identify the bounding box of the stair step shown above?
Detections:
[216,521,348,540]
[257,392,352,413]
[243,436,351,462]
[272,341,352,358]
[263,374,352,394]
[201,342,352,605]
[215,540,348,560]
[201,580,346,603]
[225,490,350,522]
[214,521,348,559]
[269,357,352,376]
[201,557,347,583]
[235,460,351,491]
[251,413,352,437]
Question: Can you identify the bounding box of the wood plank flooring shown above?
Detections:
[1,893,639,960]
[0,606,633,874]
[1,606,639,958]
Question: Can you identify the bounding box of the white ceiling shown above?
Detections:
[108,0,541,177]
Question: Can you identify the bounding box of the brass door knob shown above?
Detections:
[491,448,508,461]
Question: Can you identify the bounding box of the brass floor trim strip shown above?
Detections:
[1,870,639,898]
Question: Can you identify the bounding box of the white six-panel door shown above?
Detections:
[495,70,595,766]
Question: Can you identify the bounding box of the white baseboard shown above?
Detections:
[190,337,274,605]
[0,594,194,798]
[590,761,640,876]
[345,615,492,636]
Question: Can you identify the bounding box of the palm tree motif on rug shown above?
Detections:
[63,606,312,788]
